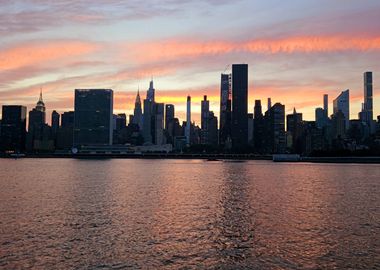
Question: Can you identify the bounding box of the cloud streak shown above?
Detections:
[127,35,380,63]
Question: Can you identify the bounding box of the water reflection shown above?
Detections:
[0,159,379,269]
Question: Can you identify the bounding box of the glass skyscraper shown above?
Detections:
[231,64,248,149]
[74,89,113,146]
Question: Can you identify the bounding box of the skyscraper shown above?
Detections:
[267,98,272,112]
[219,73,231,147]
[264,103,286,153]
[185,96,191,145]
[147,80,155,102]
[1,105,27,152]
[208,111,218,146]
[74,89,113,146]
[323,94,328,118]
[27,92,47,151]
[51,110,60,134]
[133,88,143,131]
[286,108,303,152]
[201,95,210,144]
[315,108,325,128]
[231,64,248,149]
[253,100,265,153]
[333,89,350,130]
[143,98,153,144]
[363,71,373,124]
[153,103,165,145]
[165,104,175,130]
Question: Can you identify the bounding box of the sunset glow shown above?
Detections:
[1,0,380,124]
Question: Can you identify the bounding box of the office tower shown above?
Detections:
[116,114,127,131]
[231,64,248,149]
[219,73,232,146]
[74,89,113,146]
[201,95,210,144]
[147,80,155,102]
[267,98,272,111]
[1,105,27,152]
[27,92,47,151]
[208,111,218,146]
[185,96,191,145]
[331,110,346,139]
[286,108,303,152]
[133,89,143,131]
[315,108,325,128]
[153,103,165,145]
[165,104,175,130]
[143,99,153,144]
[51,111,60,134]
[323,94,328,118]
[61,111,74,128]
[248,113,253,144]
[264,103,285,153]
[56,111,74,150]
[333,89,349,129]
[364,72,373,123]
[253,100,265,152]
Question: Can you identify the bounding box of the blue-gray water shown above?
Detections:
[0,159,379,269]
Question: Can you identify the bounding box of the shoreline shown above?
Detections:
[1,154,380,163]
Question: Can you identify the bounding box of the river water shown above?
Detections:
[0,159,379,269]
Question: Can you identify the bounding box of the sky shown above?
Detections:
[1,0,380,124]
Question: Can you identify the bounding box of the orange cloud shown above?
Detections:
[128,35,380,62]
[0,40,100,70]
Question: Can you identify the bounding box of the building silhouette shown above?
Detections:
[165,104,175,130]
[27,91,49,151]
[201,95,210,144]
[253,100,265,153]
[231,64,248,149]
[219,73,232,147]
[264,103,285,153]
[1,105,27,152]
[185,96,191,145]
[323,94,328,118]
[363,72,373,124]
[132,89,143,131]
[333,89,350,130]
[74,89,113,146]
[147,80,155,102]
[286,108,303,153]
[51,110,60,135]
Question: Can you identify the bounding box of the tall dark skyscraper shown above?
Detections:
[51,110,60,134]
[1,105,27,152]
[201,95,210,144]
[147,80,155,102]
[363,71,373,124]
[185,96,191,145]
[165,104,175,130]
[28,92,46,137]
[231,64,248,149]
[143,98,153,144]
[286,108,303,153]
[333,89,349,130]
[61,111,74,128]
[323,94,328,118]
[74,89,113,146]
[264,103,285,153]
[153,103,165,145]
[253,100,265,152]
[133,89,143,131]
[219,73,231,147]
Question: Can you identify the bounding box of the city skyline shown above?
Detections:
[1,0,380,123]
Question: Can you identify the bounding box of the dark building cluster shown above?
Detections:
[1,67,379,156]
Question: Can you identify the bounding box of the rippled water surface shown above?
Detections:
[0,159,379,269]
